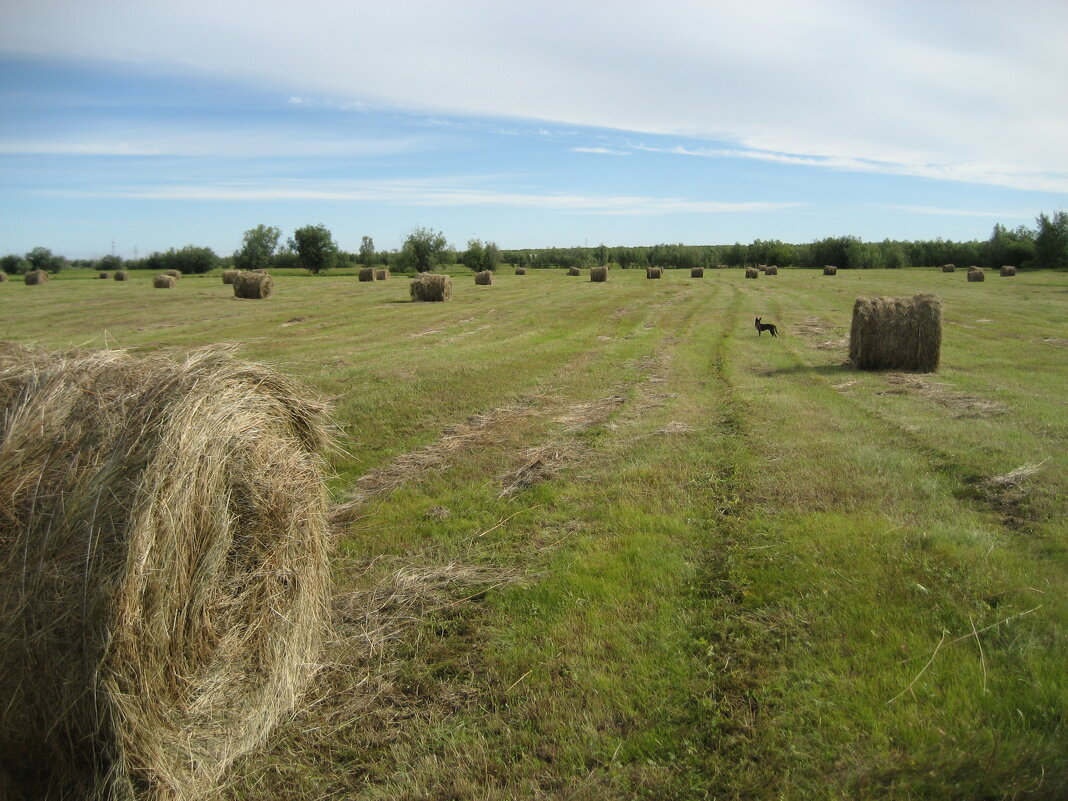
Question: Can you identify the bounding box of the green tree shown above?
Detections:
[358,236,376,267]
[96,254,123,272]
[233,224,281,272]
[26,246,64,273]
[399,226,451,273]
[289,224,339,274]
[1032,213,1066,269]
[1,254,27,274]
[171,245,219,274]
[461,239,500,272]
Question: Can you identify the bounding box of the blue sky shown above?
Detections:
[1,0,1066,259]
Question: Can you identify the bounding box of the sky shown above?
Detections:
[1,0,1066,260]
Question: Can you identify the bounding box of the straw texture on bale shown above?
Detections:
[515,267,526,275]
[823,265,838,275]
[0,344,332,801]
[358,268,376,282]
[1000,265,1017,276]
[474,270,493,285]
[848,293,942,372]
[222,269,240,285]
[765,265,778,275]
[153,274,176,289]
[942,264,955,273]
[375,269,390,281]
[0,271,8,282]
[745,268,759,279]
[113,270,130,281]
[163,269,181,280]
[410,273,452,302]
[234,271,274,299]
[567,266,581,276]
[24,270,49,285]
[99,272,109,279]
[690,267,704,278]
[646,267,663,279]
[590,266,608,282]
[968,268,985,282]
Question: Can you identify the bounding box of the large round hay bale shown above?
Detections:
[410,273,452,302]
[967,267,985,282]
[222,269,241,285]
[941,264,955,273]
[1000,265,1016,277]
[234,271,274,299]
[113,270,130,281]
[0,271,8,282]
[590,266,608,282]
[358,268,376,282]
[24,270,49,285]
[98,272,109,279]
[474,270,493,285]
[515,267,527,275]
[375,269,390,281]
[691,267,704,278]
[153,274,177,289]
[646,267,663,279]
[848,294,942,372]
[567,266,581,276]
[0,344,331,801]
[163,269,181,280]
[745,268,759,279]
[823,265,838,275]
[765,265,778,275]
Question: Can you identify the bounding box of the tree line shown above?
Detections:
[3,212,1066,275]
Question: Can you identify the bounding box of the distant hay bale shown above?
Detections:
[358,268,376,282]
[163,269,181,280]
[849,293,942,372]
[153,274,177,289]
[942,264,956,273]
[410,273,452,302]
[24,270,49,285]
[375,269,390,281]
[113,270,129,281]
[765,265,778,275]
[758,264,767,272]
[474,270,493,285]
[98,272,109,279]
[0,344,332,801]
[590,266,608,282]
[745,268,759,279]
[234,271,274,299]
[691,267,704,278]
[716,264,728,270]
[252,268,267,274]
[0,272,7,283]
[567,266,581,276]
[222,269,241,285]
[646,267,663,279]
[823,265,838,275]
[967,267,985,282]
[1000,265,1016,277]
[515,267,526,275]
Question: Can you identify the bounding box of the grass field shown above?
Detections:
[4,266,1068,799]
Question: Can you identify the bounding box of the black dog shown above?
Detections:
[755,317,777,337]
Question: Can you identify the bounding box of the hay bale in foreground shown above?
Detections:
[163,269,181,280]
[98,272,109,279]
[765,265,778,275]
[234,271,274,299]
[849,293,942,372]
[410,273,452,302]
[358,268,376,282]
[590,266,608,282]
[691,267,704,278]
[515,267,526,275]
[646,267,663,279]
[0,344,331,801]
[942,264,955,273]
[375,269,390,281]
[222,269,241,285]
[968,268,985,282]
[823,265,838,275]
[474,270,493,285]
[153,274,176,289]
[745,268,759,279]
[24,270,49,285]
[113,270,129,281]
[567,266,581,276]
[1000,265,1017,277]
[0,272,8,282]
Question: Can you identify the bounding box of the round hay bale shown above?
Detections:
[515,267,527,275]
[690,267,704,278]
[848,293,942,372]
[823,265,838,275]
[98,272,109,279]
[375,269,390,281]
[474,270,493,285]
[567,266,581,276]
[590,266,608,282]
[967,267,985,282]
[1000,265,1016,277]
[113,270,130,281]
[153,274,176,289]
[410,273,452,302]
[646,267,663,279]
[24,270,49,285]
[0,272,8,283]
[358,268,376,282]
[234,271,274,299]
[0,344,332,801]
[745,268,759,279]
[765,265,778,275]
[163,269,181,280]
[222,269,241,285]
[941,264,955,273]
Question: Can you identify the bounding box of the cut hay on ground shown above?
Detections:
[849,293,942,372]
[163,269,181,280]
[114,270,130,281]
[646,267,663,279]
[0,344,332,801]
[590,266,608,282]
[942,264,956,273]
[567,266,581,276]
[745,268,759,279]
[24,270,49,285]
[375,269,390,280]
[968,268,985,282]
[410,273,452,302]
[474,270,493,285]
[222,269,241,285]
[234,271,274,299]
[98,272,109,279]
[153,274,176,289]
[358,268,376,282]
[765,265,778,275]
[1000,265,1017,277]
[691,267,704,278]
[824,265,838,275]
[515,267,526,275]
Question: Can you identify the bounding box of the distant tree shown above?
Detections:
[462,239,500,272]
[983,223,1036,268]
[398,226,451,272]
[96,254,123,272]
[1,254,27,274]
[171,245,219,274]
[233,224,282,272]
[26,246,65,273]
[358,235,376,266]
[289,224,339,273]
[1032,212,1067,269]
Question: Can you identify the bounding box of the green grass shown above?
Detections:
[4,266,1068,799]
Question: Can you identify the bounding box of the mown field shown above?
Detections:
[4,266,1067,800]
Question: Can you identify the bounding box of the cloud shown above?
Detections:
[572,147,630,156]
[885,205,1032,219]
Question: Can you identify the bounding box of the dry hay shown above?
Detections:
[234,271,274,299]
[514,267,526,275]
[24,270,49,285]
[474,270,493,285]
[690,267,704,278]
[153,274,176,289]
[0,344,332,801]
[567,266,581,276]
[410,273,453,302]
[222,269,241,285]
[765,265,778,275]
[942,264,956,273]
[877,372,1008,418]
[0,272,7,282]
[114,270,130,281]
[1000,265,1017,277]
[716,264,728,270]
[968,267,985,282]
[358,268,376,282]
[590,265,608,282]
[98,271,109,279]
[163,269,181,280]
[849,293,942,372]
[375,269,390,281]
[745,267,759,279]
[646,267,663,279]
[823,265,838,275]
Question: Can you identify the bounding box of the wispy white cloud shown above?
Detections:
[572,147,630,156]
[885,205,1032,219]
